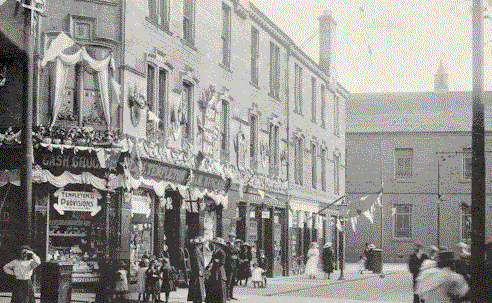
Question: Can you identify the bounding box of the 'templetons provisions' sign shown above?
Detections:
[53,188,102,216]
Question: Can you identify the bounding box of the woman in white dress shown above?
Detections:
[305,242,320,279]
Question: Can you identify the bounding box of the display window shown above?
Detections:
[127,189,154,282]
[46,184,105,283]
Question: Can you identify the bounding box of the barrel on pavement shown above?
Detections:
[41,262,73,303]
[371,249,382,274]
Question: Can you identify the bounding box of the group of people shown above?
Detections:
[408,242,471,303]
[135,253,177,303]
[304,241,336,280]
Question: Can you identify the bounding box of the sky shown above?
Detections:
[249,0,492,93]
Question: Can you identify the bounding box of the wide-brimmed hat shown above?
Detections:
[456,242,469,249]
[323,242,333,248]
[189,237,205,245]
[368,244,376,249]
[212,237,227,247]
[19,245,32,253]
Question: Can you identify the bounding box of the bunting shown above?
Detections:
[362,207,374,224]
[336,219,343,231]
[350,216,358,232]
[391,207,397,216]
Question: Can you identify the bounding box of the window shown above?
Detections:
[461,202,471,240]
[251,27,259,86]
[183,0,195,44]
[463,148,472,180]
[158,69,167,130]
[320,84,326,129]
[58,47,111,126]
[321,148,327,191]
[294,64,303,114]
[311,77,316,123]
[333,94,340,136]
[182,82,193,138]
[148,0,170,29]
[269,123,280,175]
[147,65,155,113]
[250,115,258,169]
[394,204,412,238]
[333,152,340,195]
[221,3,231,68]
[221,100,230,152]
[395,148,413,178]
[311,143,317,188]
[294,136,303,185]
[269,42,281,98]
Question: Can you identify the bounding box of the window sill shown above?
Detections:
[219,63,232,74]
[391,238,413,243]
[145,17,173,36]
[249,81,260,90]
[267,92,281,102]
[459,179,471,183]
[180,38,198,51]
[395,178,416,183]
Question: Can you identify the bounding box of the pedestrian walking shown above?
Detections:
[321,242,334,279]
[408,243,429,303]
[145,259,163,303]
[236,242,252,286]
[3,245,41,303]
[225,233,239,300]
[136,258,149,303]
[159,258,175,303]
[187,237,206,303]
[205,237,228,303]
[416,251,469,303]
[305,242,320,279]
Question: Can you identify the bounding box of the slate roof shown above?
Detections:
[346,91,492,133]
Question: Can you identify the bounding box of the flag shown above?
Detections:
[391,207,397,216]
[41,32,75,67]
[336,219,343,231]
[363,207,374,224]
[350,216,358,232]
[258,189,265,200]
[375,191,383,207]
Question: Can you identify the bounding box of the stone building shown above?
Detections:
[345,61,492,263]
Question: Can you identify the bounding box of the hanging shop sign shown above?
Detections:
[189,170,230,192]
[36,147,101,171]
[141,158,190,184]
[53,188,102,216]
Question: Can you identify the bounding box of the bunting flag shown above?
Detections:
[258,189,265,200]
[391,207,397,216]
[350,216,358,232]
[375,191,383,207]
[362,207,374,224]
[336,219,343,231]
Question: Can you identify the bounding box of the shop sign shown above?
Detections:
[248,221,258,242]
[262,210,270,219]
[189,170,230,192]
[128,193,151,217]
[39,153,100,169]
[53,188,102,216]
[141,158,190,184]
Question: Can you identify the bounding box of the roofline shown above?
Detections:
[349,90,492,95]
[248,2,350,95]
[346,130,492,136]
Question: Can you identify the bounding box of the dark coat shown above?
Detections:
[205,247,227,303]
[322,247,334,274]
[236,245,252,280]
[408,252,428,280]
[159,264,175,293]
[187,244,206,303]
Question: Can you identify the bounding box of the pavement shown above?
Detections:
[0,263,410,303]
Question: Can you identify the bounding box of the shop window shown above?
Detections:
[394,204,412,239]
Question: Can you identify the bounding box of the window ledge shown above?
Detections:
[249,81,260,90]
[219,63,232,74]
[391,238,413,243]
[145,17,173,36]
[180,38,198,51]
[459,179,471,183]
[395,178,416,183]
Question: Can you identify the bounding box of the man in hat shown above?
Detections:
[225,232,239,300]
[187,237,206,303]
[408,243,429,303]
[205,237,228,303]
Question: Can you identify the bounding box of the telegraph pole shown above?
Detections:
[471,0,486,301]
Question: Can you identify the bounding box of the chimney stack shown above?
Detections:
[318,10,337,77]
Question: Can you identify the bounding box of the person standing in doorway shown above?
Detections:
[321,242,334,279]
[3,245,41,303]
[408,243,429,303]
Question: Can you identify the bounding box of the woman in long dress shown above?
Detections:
[205,238,228,303]
[305,242,320,279]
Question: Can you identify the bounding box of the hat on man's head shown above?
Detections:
[323,242,333,248]
[457,242,469,249]
[189,237,205,245]
[212,237,227,247]
[368,244,376,249]
[19,245,32,253]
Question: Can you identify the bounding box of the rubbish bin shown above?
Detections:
[371,249,382,274]
[41,262,73,303]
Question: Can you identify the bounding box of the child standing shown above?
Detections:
[357,255,366,275]
[145,260,162,303]
[136,258,149,303]
[159,258,175,303]
[250,263,266,288]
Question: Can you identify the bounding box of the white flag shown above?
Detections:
[350,216,358,232]
[363,207,374,224]
[376,191,383,207]
[336,219,343,231]
[391,207,397,216]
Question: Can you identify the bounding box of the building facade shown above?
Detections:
[345,61,492,263]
